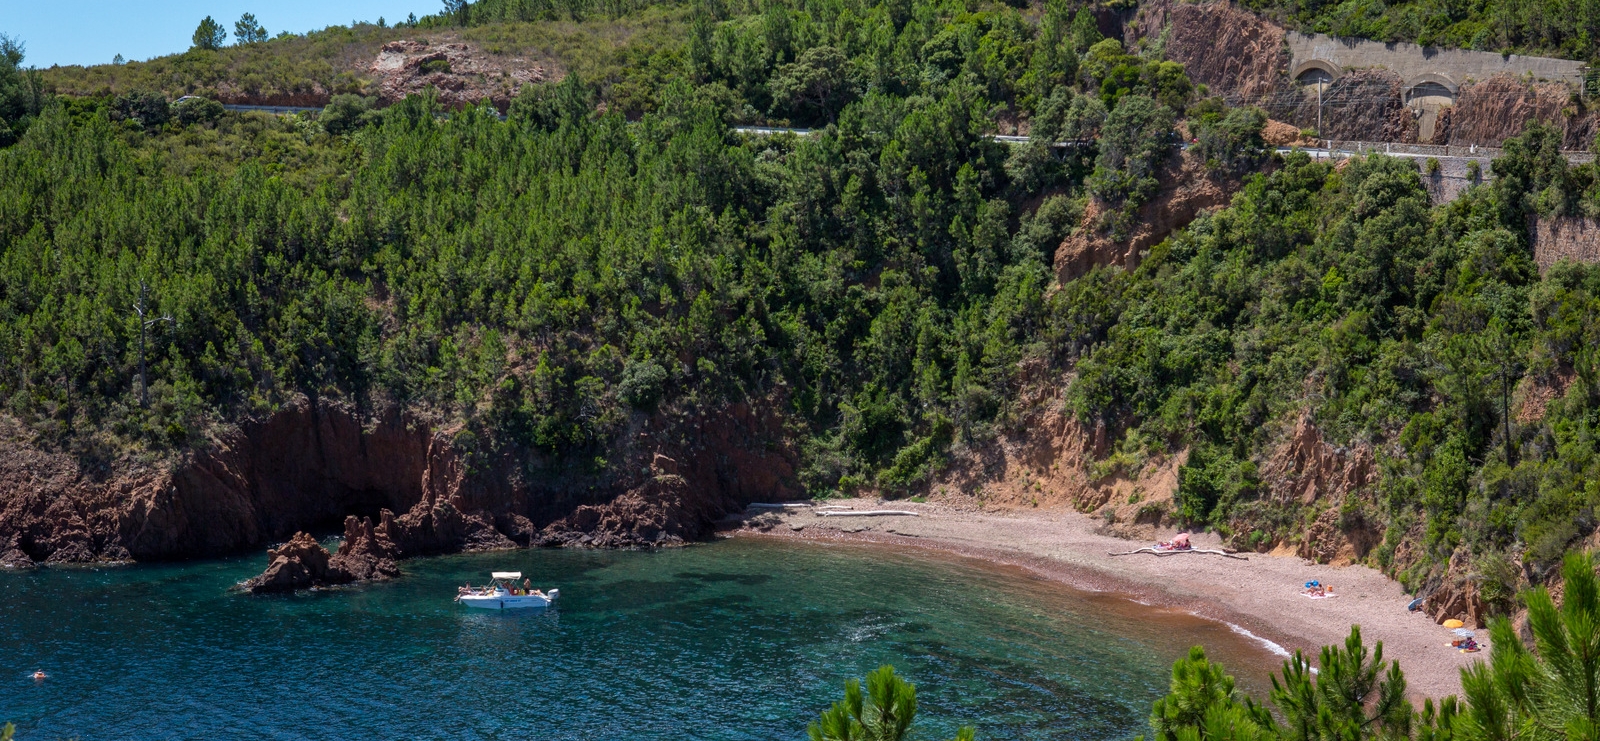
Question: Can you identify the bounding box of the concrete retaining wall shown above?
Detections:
[1287,33,1586,90]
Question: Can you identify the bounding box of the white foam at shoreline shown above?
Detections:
[1220,620,1319,674]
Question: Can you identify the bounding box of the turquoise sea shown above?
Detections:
[1,537,1277,740]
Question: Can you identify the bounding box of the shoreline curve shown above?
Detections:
[728,498,1480,700]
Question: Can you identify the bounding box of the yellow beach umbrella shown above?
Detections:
[1442,619,1464,629]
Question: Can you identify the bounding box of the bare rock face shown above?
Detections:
[1249,410,1380,564]
[1448,74,1574,148]
[328,515,402,582]
[1131,0,1287,103]
[1424,549,1489,628]
[1055,149,1243,283]
[1261,411,1374,506]
[1292,69,1413,143]
[1530,215,1600,274]
[370,39,549,110]
[1262,118,1317,147]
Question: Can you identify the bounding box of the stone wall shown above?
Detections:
[1532,216,1600,273]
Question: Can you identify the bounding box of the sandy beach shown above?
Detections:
[732,499,1483,700]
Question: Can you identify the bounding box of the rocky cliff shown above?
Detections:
[1055,148,1245,282]
[1131,0,1286,103]
[1447,75,1580,148]
[1130,0,1596,148]
[0,395,800,587]
[1290,70,1415,143]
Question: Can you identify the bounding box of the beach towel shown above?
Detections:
[1301,592,1338,599]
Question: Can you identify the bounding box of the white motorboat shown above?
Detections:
[455,572,559,610]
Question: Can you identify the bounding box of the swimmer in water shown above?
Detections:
[31,670,47,680]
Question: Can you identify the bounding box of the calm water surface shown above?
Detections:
[2,537,1277,740]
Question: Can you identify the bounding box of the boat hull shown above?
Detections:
[459,593,554,610]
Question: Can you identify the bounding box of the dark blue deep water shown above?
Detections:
[1,537,1276,740]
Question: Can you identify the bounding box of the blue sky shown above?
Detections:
[4,1,438,68]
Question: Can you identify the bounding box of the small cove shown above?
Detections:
[2,537,1280,740]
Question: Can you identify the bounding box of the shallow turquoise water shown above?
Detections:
[1,537,1275,740]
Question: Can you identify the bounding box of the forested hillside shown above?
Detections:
[6,0,1600,613]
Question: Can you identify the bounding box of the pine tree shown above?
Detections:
[191,16,227,51]
[234,13,268,44]
[1151,647,1275,741]
[808,666,975,741]
[1456,551,1600,741]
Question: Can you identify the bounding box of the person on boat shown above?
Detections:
[31,671,46,680]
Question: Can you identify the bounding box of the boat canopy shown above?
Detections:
[491,572,523,580]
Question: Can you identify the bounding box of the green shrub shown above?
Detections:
[171,96,224,125]
[317,93,375,134]
[1192,105,1267,174]
[618,360,669,410]
[111,91,170,128]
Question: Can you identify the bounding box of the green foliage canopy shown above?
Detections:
[192,16,229,52]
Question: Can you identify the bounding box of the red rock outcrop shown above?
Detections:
[1130,0,1286,103]
[328,514,403,582]
[243,515,404,593]
[244,532,342,593]
[1261,411,1374,506]
[1253,410,1379,564]
[0,533,33,569]
[1423,548,1490,627]
[928,377,1188,540]
[1055,149,1244,283]
[1262,118,1317,147]
[1448,75,1576,148]
[1519,369,1576,423]
[0,393,801,590]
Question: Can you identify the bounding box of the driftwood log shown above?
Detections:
[1108,547,1249,560]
